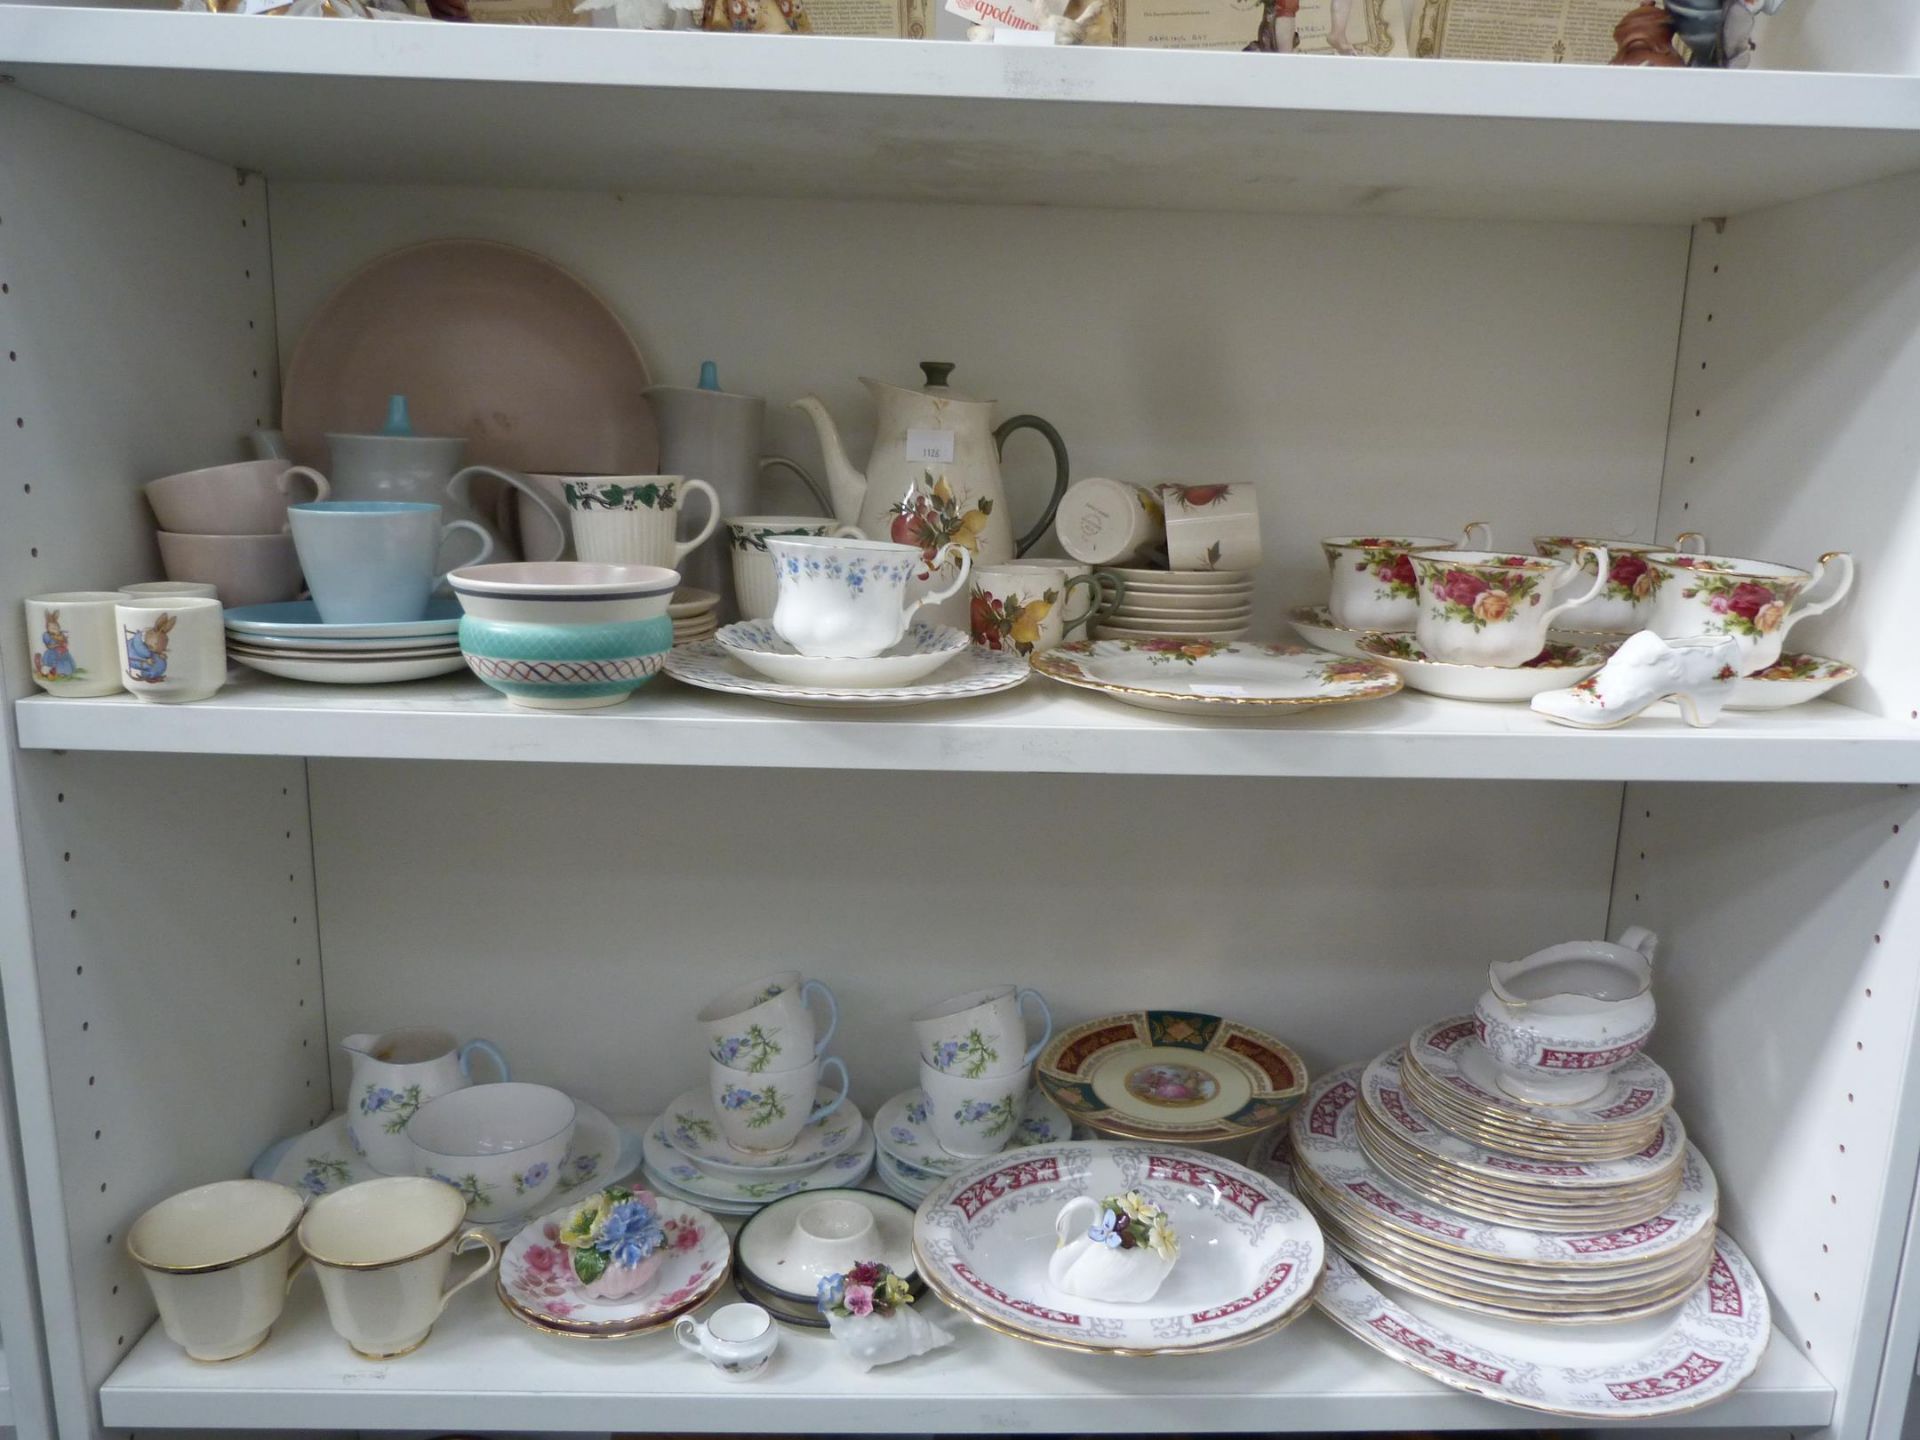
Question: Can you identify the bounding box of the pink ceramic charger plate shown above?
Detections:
[282,239,657,475]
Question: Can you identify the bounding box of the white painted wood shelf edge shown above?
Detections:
[14,679,1919,781]
[97,1279,1831,1433]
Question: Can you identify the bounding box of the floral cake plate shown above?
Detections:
[1036,1010,1307,1146]
[873,1086,1073,1177]
[496,1189,729,1338]
[1358,634,1613,703]
[656,1086,865,1174]
[643,1115,875,1209]
[254,1099,635,1210]
[1285,604,1377,659]
[1031,638,1400,716]
[664,639,1028,708]
[1726,652,1858,710]
[913,1140,1324,1356]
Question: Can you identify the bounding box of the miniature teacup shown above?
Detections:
[407,1083,575,1224]
[127,1179,307,1362]
[1156,483,1262,572]
[1055,478,1164,566]
[1411,548,1609,667]
[767,535,971,659]
[116,596,226,703]
[1322,523,1492,631]
[25,591,127,697]
[699,971,839,1072]
[1474,927,1659,1104]
[1533,533,1706,632]
[299,1176,500,1359]
[710,1055,850,1154]
[912,987,1052,1078]
[1645,549,1854,674]
[676,1302,778,1381]
[918,1061,1029,1158]
[727,517,867,621]
[969,562,1104,656]
[563,476,721,570]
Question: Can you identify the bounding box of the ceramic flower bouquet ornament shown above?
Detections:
[557,1184,678,1300]
[817,1259,951,1369]
[1049,1190,1180,1302]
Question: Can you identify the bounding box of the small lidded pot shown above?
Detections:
[1473,926,1658,1104]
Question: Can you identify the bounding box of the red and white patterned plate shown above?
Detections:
[912,1141,1323,1355]
[1409,1017,1675,1135]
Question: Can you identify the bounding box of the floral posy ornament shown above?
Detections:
[817,1260,951,1370]
[1048,1190,1179,1303]
[556,1184,694,1301]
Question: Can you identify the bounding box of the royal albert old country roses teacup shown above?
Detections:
[699,972,839,1072]
[1323,522,1492,631]
[709,1054,850,1153]
[1412,548,1610,667]
[127,1179,307,1362]
[912,987,1052,1078]
[1645,550,1855,673]
[1533,533,1706,633]
[767,535,972,659]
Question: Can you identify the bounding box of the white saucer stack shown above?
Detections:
[1092,566,1255,643]
[670,587,720,647]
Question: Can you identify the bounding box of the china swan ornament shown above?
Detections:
[1048,1191,1179,1303]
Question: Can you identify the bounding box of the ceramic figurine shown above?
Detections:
[817,1260,951,1369]
[1245,0,1357,53]
[1611,1,1686,65]
[1473,927,1659,1105]
[1531,630,1740,729]
[557,1184,679,1301]
[1048,1191,1179,1303]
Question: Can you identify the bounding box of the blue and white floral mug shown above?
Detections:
[766,534,971,659]
[341,1027,510,1178]
[709,1055,849,1155]
[919,1061,1028,1159]
[912,986,1052,1079]
[699,972,838,1074]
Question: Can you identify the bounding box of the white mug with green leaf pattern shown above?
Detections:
[561,475,720,570]
[912,986,1051,1079]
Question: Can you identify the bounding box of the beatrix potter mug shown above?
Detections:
[699,972,839,1072]
[709,1055,849,1153]
[1412,548,1609,667]
[676,1302,778,1380]
[912,987,1052,1078]
[116,596,226,703]
[767,535,971,659]
[1645,550,1854,674]
[289,501,494,624]
[299,1176,500,1359]
[1323,523,1493,631]
[341,1027,510,1177]
[127,1179,307,1362]
[25,591,126,697]
[563,476,721,570]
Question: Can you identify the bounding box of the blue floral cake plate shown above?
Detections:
[873,1086,1073,1177]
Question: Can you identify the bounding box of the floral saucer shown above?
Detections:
[1036,1009,1307,1145]
[875,1147,939,1203]
[914,1141,1324,1355]
[1032,638,1400,716]
[715,620,969,689]
[1358,633,1613,702]
[873,1086,1072,1177]
[643,1116,875,1207]
[254,1099,634,1207]
[657,1087,865,1173]
[497,1189,729,1337]
[1406,1016,1676,1136]
[665,637,1028,708]
[1727,652,1858,710]
[1285,603,1375,659]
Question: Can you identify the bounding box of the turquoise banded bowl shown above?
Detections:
[459,613,671,710]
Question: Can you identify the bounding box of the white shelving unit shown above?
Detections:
[4,7,1920,1440]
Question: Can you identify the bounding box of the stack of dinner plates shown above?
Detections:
[223,598,466,684]
[670,588,720,647]
[1090,566,1255,643]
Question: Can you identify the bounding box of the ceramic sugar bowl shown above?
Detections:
[1047,1191,1179,1303]
[1473,926,1659,1104]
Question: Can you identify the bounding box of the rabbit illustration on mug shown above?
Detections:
[33,609,77,681]
[124,612,174,684]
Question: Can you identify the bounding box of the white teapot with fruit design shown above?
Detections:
[792,363,1069,626]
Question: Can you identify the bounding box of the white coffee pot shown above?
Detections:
[340,1026,509,1176]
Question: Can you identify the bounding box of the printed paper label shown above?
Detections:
[906,428,958,463]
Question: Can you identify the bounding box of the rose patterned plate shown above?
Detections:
[255,1099,635,1208]
[643,1116,875,1206]
[1406,1017,1675,1140]
[1726,652,1858,710]
[1286,604,1376,659]
[1031,639,1400,716]
[655,1087,865,1174]
[1036,1009,1308,1145]
[496,1189,728,1337]
[1261,1156,1767,1420]
[1289,1070,1717,1272]
[913,1140,1324,1356]
[1357,634,1613,703]
[1361,1049,1684,1191]
[873,1086,1073,1177]
[664,639,1029,708]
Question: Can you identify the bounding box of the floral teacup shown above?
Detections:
[768,535,971,659]
[698,972,838,1073]
[1533,533,1706,633]
[1645,550,1854,674]
[919,1061,1028,1158]
[709,1055,850,1154]
[1156,483,1261,572]
[727,517,866,621]
[1412,548,1609,667]
[1323,522,1492,631]
[911,987,1052,1079]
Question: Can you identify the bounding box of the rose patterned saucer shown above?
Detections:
[1359,633,1613,703]
[656,1086,865,1174]
[1032,638,1400,716]
[1285,604,1376,659]
[873,1086,1073,1178]
[497,1189,730,1338]
[1726,652,1858,710]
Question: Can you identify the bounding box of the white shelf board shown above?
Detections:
[99,1276,1831,1433]
[14,673,1920,782]
[4,8,1920,221]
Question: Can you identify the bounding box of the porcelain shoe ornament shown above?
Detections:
[1047,1193,1179,1304]
[1531,630,1739,729]
[1473,926,1659,1105]
[768,535,971,659]
[341,1028,509,1177]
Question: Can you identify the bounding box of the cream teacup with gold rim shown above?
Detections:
[1412,548,1609,668]
[1645,549,1854,674]
[1323,522,1492,631]
[127,1179,307,1362]
[1533,533,1706,633]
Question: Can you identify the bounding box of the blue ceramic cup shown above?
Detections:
[289,502,493,625]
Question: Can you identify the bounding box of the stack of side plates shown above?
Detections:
[670,588,720,647]
[1091,566,1255,643]
[224,598,467,685]
[639,1088,874,1217]
[873,1087,1074,1204]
